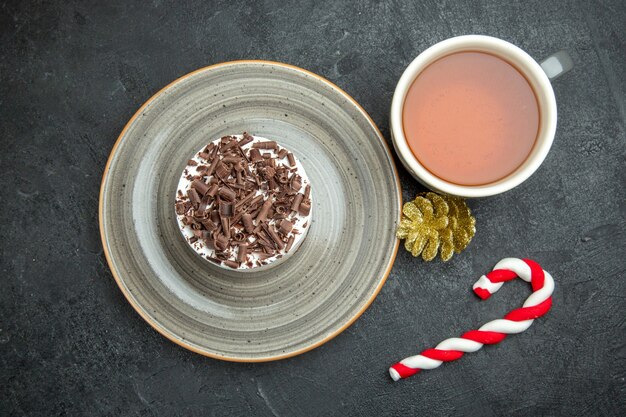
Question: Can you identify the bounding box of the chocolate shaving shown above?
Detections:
[252,141,277,149]
[249,148,263,163]
[188,188,201,207]
[256,235,274,249]
[215,161,229,180]
[222,155,241,164]
[223,259,239,269]
[175,202,187,215]
[215,234,228,251]
[191,179,209,196]
[220,139,239,152]
[256,198,273,223]
[207,183,219,198]
[201,219,216,231]
[218,186,236,202]
[206,146,219,175]
[236,190,257,208]
[177,133,311,269]
[290,193,304,212]
[278,219,293,236]
[239,133,254,147]
[299,199,311,216]
[242,213,254,233]
[237,243,248,263]
[219,201,234,218]
[285,235,295,253]
[290,175,302,191]
[264,224,285,250]
[256,252,273,260]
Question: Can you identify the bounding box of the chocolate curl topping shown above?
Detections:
[256,198,273,223]
[234,156,248,166]
[249,148,263,163]
[248,194,264,207]
[219,201,234,218]
[256,234,274,249]
[179,134,311,269]
[290,193,304,212]
[285,235,295,253]
[278,219,293,236]
[191,179,209,196]
[210,209,220,223]
[218,186,236,202]
[223,259,239,269]
[206,183,218,198]
[220,139,239,152]
[188,188,201,207]
[264,224,285,250]
[242,213,254,233]
[197,198,210,216]
[237,243,248,263]
[239,133,254,147]
[252,141,277,149]
[221,217,230,238]
[175,202,186,215]
[206,146,220,176]
[277,171,289,184]
[290,175,302,191]
[299,199,311,216]
[215,161,229,180]
[221,156,240,164]
[201,219,216,232]
[236,190,257,208]
[215,234,228,251]
[256,252,273,260]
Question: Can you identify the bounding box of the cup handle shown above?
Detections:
[540,51,573,81]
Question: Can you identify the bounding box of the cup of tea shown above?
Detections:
[390,35,572,198]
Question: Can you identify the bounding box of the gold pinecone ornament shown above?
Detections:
[397,192,476,261]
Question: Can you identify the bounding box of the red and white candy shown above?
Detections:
[389,258,554,381]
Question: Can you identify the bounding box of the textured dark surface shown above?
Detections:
[1,0,625,415]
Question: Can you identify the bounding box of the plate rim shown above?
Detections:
[99,59,402,362]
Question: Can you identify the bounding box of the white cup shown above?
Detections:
[390,35,572,198]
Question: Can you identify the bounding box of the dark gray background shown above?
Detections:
[2,0,625,415]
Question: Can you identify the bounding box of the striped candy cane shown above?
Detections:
[389,258,554,381]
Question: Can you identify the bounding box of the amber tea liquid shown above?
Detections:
[402,51,540,186]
